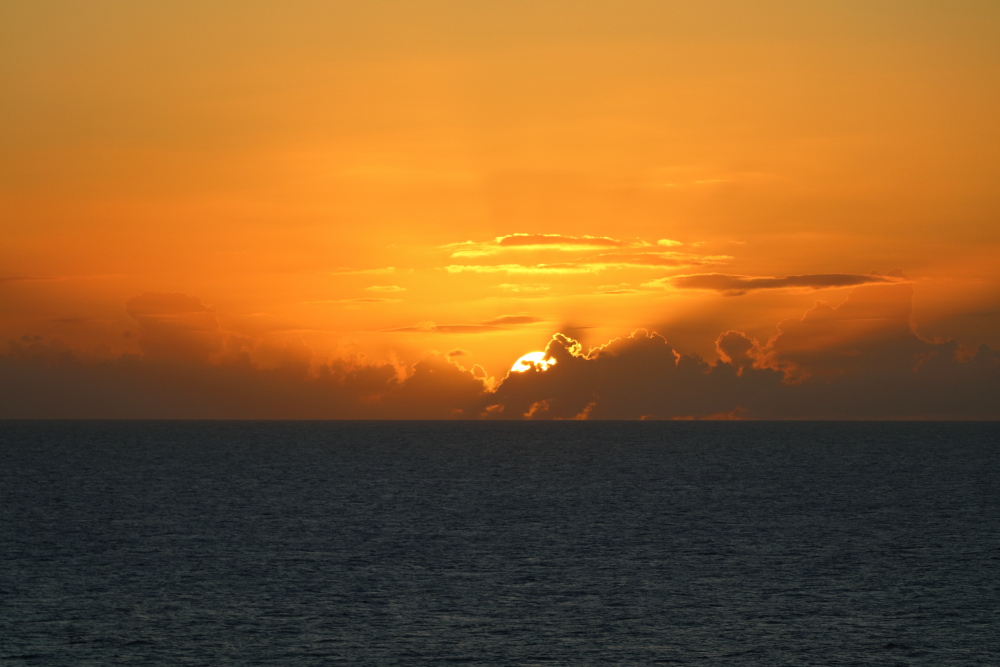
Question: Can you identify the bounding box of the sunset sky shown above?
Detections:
[3,2,999,418]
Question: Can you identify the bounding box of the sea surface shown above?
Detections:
[1,420,998,665]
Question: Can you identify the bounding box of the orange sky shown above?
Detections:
[2,2,999,418]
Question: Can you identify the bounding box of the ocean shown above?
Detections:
[1,420,998,665]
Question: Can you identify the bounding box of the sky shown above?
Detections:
[2,1,999,419]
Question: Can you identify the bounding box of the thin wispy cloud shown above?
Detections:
[327,267,397,276]
[445,253,725,275]
[496,233,631,248]
[442,234,649,259]
[388,323,505,334]
[385,315,545,334]
[496,283,550,294]
[646,272,905,296]
[0,273,127,283]
[481,315,545,326]
[365,285,406,293]
[306,297,401,304]
[445,263,600,275]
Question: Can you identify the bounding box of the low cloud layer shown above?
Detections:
[2,283,997,419]
[125,293,224,363]
[486,282,998,419]
[1,337,490,420]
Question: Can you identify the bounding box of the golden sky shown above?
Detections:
[2,2,999,418]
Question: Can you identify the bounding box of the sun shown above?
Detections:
[510,351,556,373]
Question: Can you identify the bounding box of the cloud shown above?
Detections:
[485,330,785,419]
[445,263,601,275]
[484,282,999,419]
[598,252,730,267]
[125,292,224,363]
[3,283,997,419]
[439,234,728,273]
[445,255,720,275]
[495,233,630,248]
[365,285,406,293]
[339,297,401,304]
[442,234,640,258]
[384,353,491,418]
[496,283,551,295]
[649,272,901,296]
[763,281,920,379]
[0,335,490,419]
[327,267,397,275]
[47,317,109,325]
[386,315,544,333]
[485,330,782,419]
[389,323,503,334]
[306,297,401,304]
[481,315,545,326]
[715,330,761,372]
[0,273,127,283]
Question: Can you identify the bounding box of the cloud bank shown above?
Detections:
[1,284,997,419]
[486,282,998,419]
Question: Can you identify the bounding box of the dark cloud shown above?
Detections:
[664,272,899,296]
[0,339,489,419]
[385,353,490,418]
[715,330,760,372]
[3,284,997,419]
[484,283,999,419]
[765,282,918,378]
[486,330,785,420]
[48,318,100,325]
[0,273,125,284]
[125,292,223,363]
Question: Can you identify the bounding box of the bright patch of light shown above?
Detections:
[510,351,556,373]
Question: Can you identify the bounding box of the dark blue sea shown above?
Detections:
[1,421,998,665]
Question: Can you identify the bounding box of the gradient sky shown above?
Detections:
[3,1,999,418]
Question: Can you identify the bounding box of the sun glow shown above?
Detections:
[510,351,556,373]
